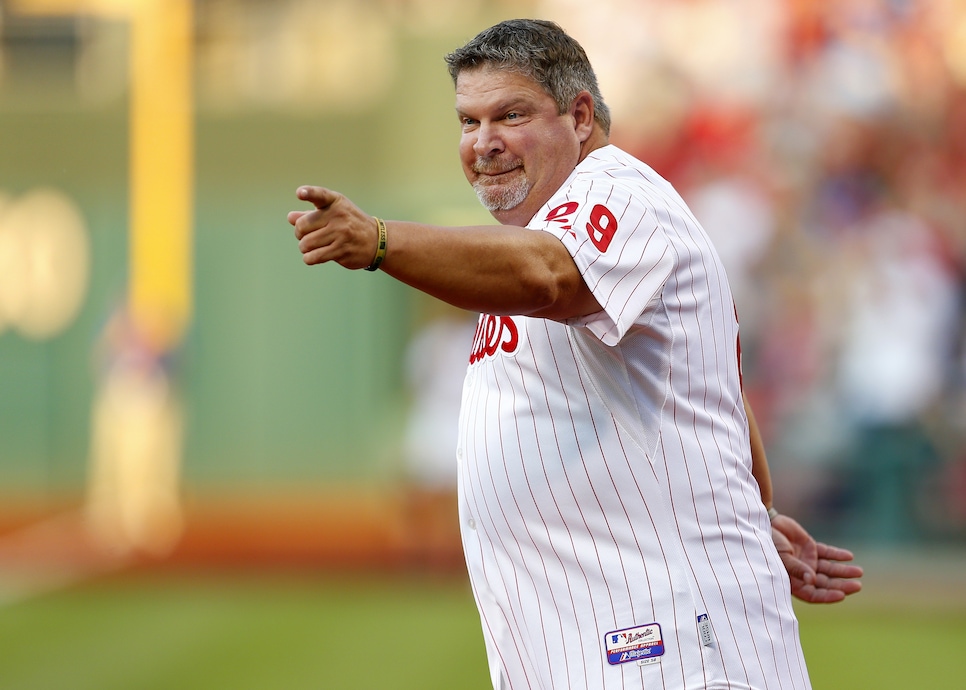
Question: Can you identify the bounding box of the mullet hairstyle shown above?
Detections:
[445,19,612,136]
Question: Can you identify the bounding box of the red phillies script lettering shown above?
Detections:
[469,314,520,364]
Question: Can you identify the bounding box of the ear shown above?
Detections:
[570,91,596,142]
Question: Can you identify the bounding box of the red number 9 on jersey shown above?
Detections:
[587,204,617,252]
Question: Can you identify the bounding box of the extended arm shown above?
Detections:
[744,393,863,603]
[288,186,601,320]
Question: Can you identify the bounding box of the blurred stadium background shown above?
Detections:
[0,0,964,687]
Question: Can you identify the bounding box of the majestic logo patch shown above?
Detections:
[604,623,665,666]
[469,314,519,364]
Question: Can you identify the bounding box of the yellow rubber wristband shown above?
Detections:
[365,217,387,271]
[767,507,779,521]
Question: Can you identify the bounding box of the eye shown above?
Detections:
[505,112,520,121]
[460,116,478,128]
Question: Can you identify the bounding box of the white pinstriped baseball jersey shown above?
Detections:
[457,145,810,690]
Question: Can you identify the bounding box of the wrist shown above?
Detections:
[767,507,779,521]
[365,217,388,271]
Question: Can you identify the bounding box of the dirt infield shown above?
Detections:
[171,486,465,572]
[0,485,466,595]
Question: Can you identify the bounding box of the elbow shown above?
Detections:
[522,271,562,313]
[521,256,597,320]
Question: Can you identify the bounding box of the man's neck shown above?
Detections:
[578,128,610,165]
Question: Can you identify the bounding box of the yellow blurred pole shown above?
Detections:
[11,0,195,351]
[10,0,141,17]
[128,0,194,352]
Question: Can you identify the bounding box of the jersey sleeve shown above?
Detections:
[534,178,674,346]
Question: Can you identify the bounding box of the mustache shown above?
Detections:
[472,157,522,175]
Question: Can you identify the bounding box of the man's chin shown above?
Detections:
[473,183,529,213]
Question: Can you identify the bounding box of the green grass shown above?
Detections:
[0,572,490,690]
[797,602,966,688]
[0,570,963,689]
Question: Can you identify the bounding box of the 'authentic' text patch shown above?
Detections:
[604,623,665,666]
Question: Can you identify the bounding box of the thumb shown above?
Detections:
[297,185,339,209]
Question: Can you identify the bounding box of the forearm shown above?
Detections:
[744,392,773,510]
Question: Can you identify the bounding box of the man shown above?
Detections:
[289,19,860,689]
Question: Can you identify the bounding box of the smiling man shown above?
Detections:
[288,19,860,690]
[457,65,605,224]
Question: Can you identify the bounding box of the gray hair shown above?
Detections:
[445,19,612,135]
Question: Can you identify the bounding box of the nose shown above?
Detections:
[473,121,505,158]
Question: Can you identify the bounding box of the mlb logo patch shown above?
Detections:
[604,623,665,666]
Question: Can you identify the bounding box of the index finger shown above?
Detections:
[297,185,339,209]
[816,542,860,564]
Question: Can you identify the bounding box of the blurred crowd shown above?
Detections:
[570,0,966,543]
